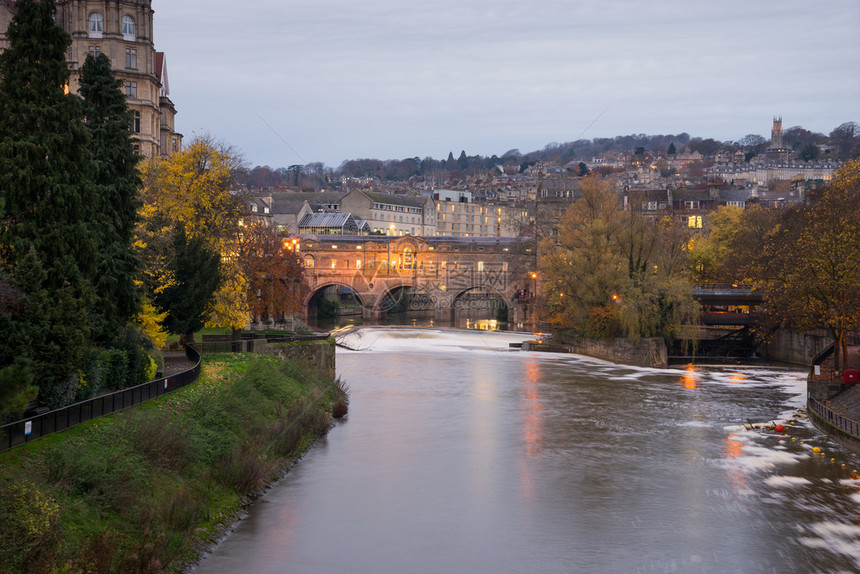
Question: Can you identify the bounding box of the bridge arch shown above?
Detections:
[305,281,368,320]
[449,285,510,321]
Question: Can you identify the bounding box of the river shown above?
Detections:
[193,328,860,574]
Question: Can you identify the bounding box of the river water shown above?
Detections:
[193,328,860,574]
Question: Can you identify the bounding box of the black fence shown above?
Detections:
[0,345,201,453]
[809,397,860,440]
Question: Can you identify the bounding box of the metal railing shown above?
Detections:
[808,397,860,440]
[0,345,201,453]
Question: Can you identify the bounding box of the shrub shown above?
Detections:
[0,479,61,573]
[98,348,129,392]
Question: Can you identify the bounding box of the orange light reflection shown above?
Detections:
[518,360,543,503]
[681,364,698,390]
[728,372,748,384]
[723,432,748,493]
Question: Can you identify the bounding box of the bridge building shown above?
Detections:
[297,235,538,324]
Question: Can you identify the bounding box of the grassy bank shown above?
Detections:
[0,353,348,574]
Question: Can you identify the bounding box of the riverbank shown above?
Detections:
[0,353,347,574]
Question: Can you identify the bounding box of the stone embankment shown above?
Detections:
[523,332,667,368]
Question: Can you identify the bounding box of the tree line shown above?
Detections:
[238,122,859,187]
[537,160,860,366]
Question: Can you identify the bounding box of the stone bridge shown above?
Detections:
[296,235,538,324]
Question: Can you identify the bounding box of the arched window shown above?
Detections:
[402,247,413,270]
[122,15,135,40]
[303,255,315,269]
[88,13,103,38]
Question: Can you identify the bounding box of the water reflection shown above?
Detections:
[681,363,698,390]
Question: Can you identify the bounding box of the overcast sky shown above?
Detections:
[152,0,860,169]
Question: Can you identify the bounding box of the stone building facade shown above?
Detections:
[0,0,181,158]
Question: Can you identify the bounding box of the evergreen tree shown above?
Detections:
[668,142,677,155]
[0,0,97,407]
[457,150,469,170]
[79,53,142,343]
[155,224,223,345]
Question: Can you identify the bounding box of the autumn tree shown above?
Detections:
[539,175,698,340]
[686,205,745,282]
[769,161,860,370]
[238,222,307,325]
[539,176,625,337]
[713,161,860,369]
[137,135,249,338]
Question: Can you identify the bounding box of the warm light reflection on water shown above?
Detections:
[682,363,698,390]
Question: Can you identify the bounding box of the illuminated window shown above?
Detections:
[687,216,702,229]
[303,256,315,268]
[330,260,337,269]
[477,261,484,271]
[88,13,103,37]
[356,259,362,269]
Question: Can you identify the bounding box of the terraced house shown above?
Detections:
[0,0,181,158]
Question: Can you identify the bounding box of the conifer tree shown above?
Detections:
[79,53,142,343]
[0,0,97,408]
[155,224,223,346]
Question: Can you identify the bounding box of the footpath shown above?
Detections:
[161,351,194,376]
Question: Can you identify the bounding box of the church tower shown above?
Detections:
[771,116,783,149]
[0,0,181,158]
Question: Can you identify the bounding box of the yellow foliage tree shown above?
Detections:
[539,174,698,340]
[137,134,250,334]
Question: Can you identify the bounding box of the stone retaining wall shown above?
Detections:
[525,334,667,368]
[759,329,830,366]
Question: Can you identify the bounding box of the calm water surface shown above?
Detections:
[194,328,860,574]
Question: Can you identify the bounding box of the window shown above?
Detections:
[125,48,137,69]
[125,81,137,98]
[687,216,703,229]
[130,110,141,133]
[88,45,101,58]
[122,16,135,40]
[132,144,140,155]
[88,13,103,37]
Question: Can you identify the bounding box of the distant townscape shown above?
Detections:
[237,116,857,241]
